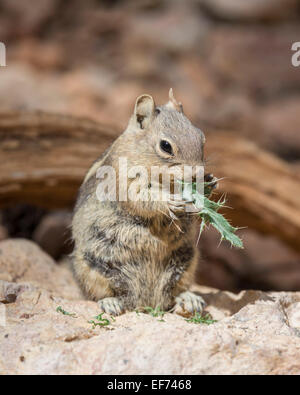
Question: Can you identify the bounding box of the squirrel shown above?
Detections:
[71,89,217,316]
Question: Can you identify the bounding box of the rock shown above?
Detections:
[199,0,299,21]
[1,279,300,374]
[0,239,82,300]
[33,211,73,260]
[1,238,300,374]
[260,98,300,161]
[207,26,300,98]
[11,39,65,71]
[0,0,59,38]
[0,64,68,113]
[129,2,211,53]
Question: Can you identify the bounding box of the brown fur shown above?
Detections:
[72,90,209,314]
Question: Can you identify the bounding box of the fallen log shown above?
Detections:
[0,111,118,208]
[206,132,300,252]
[0,111,299,252]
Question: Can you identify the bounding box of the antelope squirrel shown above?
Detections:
[72,90,217,316]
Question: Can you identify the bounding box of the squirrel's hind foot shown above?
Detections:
[98,297,125,316]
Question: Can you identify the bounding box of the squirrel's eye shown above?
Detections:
[160,140,173,155]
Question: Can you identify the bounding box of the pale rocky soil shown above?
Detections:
[1,239,300,375]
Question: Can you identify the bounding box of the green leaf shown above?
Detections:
[182,181,244,249]
[201,197,244,249]
[56,306,77,318]
[144,305,165,318]
[185,312,217,325]
[88,312,112,328]
[143,306,166,322]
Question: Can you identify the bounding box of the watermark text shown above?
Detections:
[291,42,300,67]
[0,42,6,67]
[95,157,205,213]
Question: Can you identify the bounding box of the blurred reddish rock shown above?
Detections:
[0,0,59,38]
[260,98,300,160]
[197,228,300,292]
[199,0,299,21]
[0,65,68,112]
[11,39,65,71]
[61,67,128,126]
[202,92,259,134]
[33,211,73,260]
[207,26,300,97]
[0,64,120,124]
[129,2,211,53]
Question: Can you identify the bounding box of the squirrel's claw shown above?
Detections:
[167,194,193,213]
[98,297,125,316]
[204,173,218,196]
[174,291,206,316]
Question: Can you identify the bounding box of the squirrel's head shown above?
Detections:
[113,90,206,219]
[124,88,205,169]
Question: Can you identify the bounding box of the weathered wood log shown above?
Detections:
[0,111,118,208]
[0,111,299,252]
[206,132,300,252]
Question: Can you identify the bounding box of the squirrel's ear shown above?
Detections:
[134,94,155,129]
[165,88,183,113]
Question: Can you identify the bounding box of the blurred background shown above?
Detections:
[0,0,300,292]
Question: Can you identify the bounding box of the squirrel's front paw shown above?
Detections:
[98,297,125,316]
[174,291,206,316]
[167,195,194,220]
[204,173,218,197]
